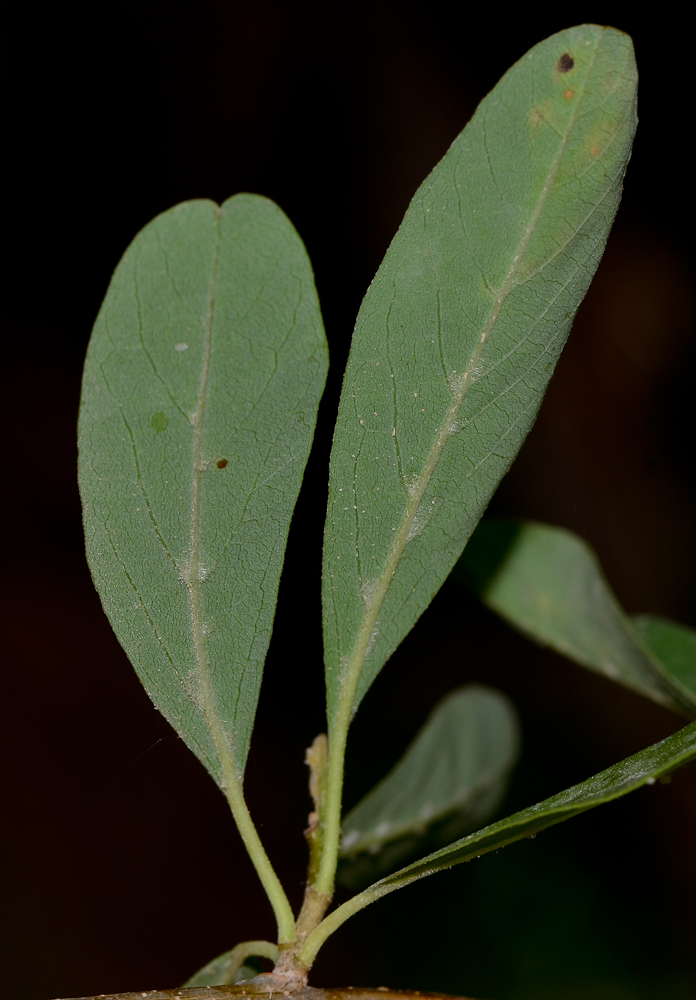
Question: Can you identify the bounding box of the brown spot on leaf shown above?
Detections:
[565,89,574,100]
[558,53,574,72]
[217,459,228,468]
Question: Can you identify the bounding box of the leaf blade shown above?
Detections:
[79,195,328,784]
[371,721,696,892]
[454,519,696,716]
[300,721,696,964]
[322,25,638,727]
[339,685,520,878]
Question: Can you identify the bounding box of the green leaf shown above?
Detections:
[183,941,279,987]
[78,196,328,785]
[376,722,696,888]
[632,616,696,699]
[300,721,696,964]
[184,954,255,987]
[454,519,696,716]
[322,25,638,729]
[338,685,520,885]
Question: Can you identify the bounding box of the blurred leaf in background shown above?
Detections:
[339,685,520,887]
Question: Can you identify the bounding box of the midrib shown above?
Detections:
[185,216,235,784]
[180,211,300,940]
[341,49,596,715]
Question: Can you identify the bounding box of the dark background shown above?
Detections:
[3,3,695,999]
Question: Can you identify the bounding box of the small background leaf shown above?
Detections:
[338,685,520,886]
[79,196,328,784]
[183,941,279,987]
[322,25,638,727]
[183,953,257,987]
[454,519,696,716]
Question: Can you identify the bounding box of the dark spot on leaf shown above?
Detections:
[557,53,574,73]
[217,459,228,468]
[151,412,169,433]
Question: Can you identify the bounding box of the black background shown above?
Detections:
[3,4,695,999]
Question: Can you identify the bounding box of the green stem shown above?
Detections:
[229,940,281,966]
[313,699,354,896]
[221,761,296,944]
[294,736,332,937]
[298,887,381,967]
[184,940,280,986]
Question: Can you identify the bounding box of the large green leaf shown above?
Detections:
[322,25,638,728]
[79,196,328,784]
[454,519,696,716]
[301,721,696,963]
[338,685,520,885]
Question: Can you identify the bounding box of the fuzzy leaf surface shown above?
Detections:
[338,685,519,884]
[322,25,638,727]
[79,196,328,784]
[455,519,696,716]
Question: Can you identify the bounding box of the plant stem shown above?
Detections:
[313,685,357,896]
[220,761,297,944]
[185,940,280,986]
[298,888,377,968]
[294,736,332,936]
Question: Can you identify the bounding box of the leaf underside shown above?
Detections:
[79,195,328,784]
[455,518,696,716]
[338,685,520,885]
[322,25,638,728]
